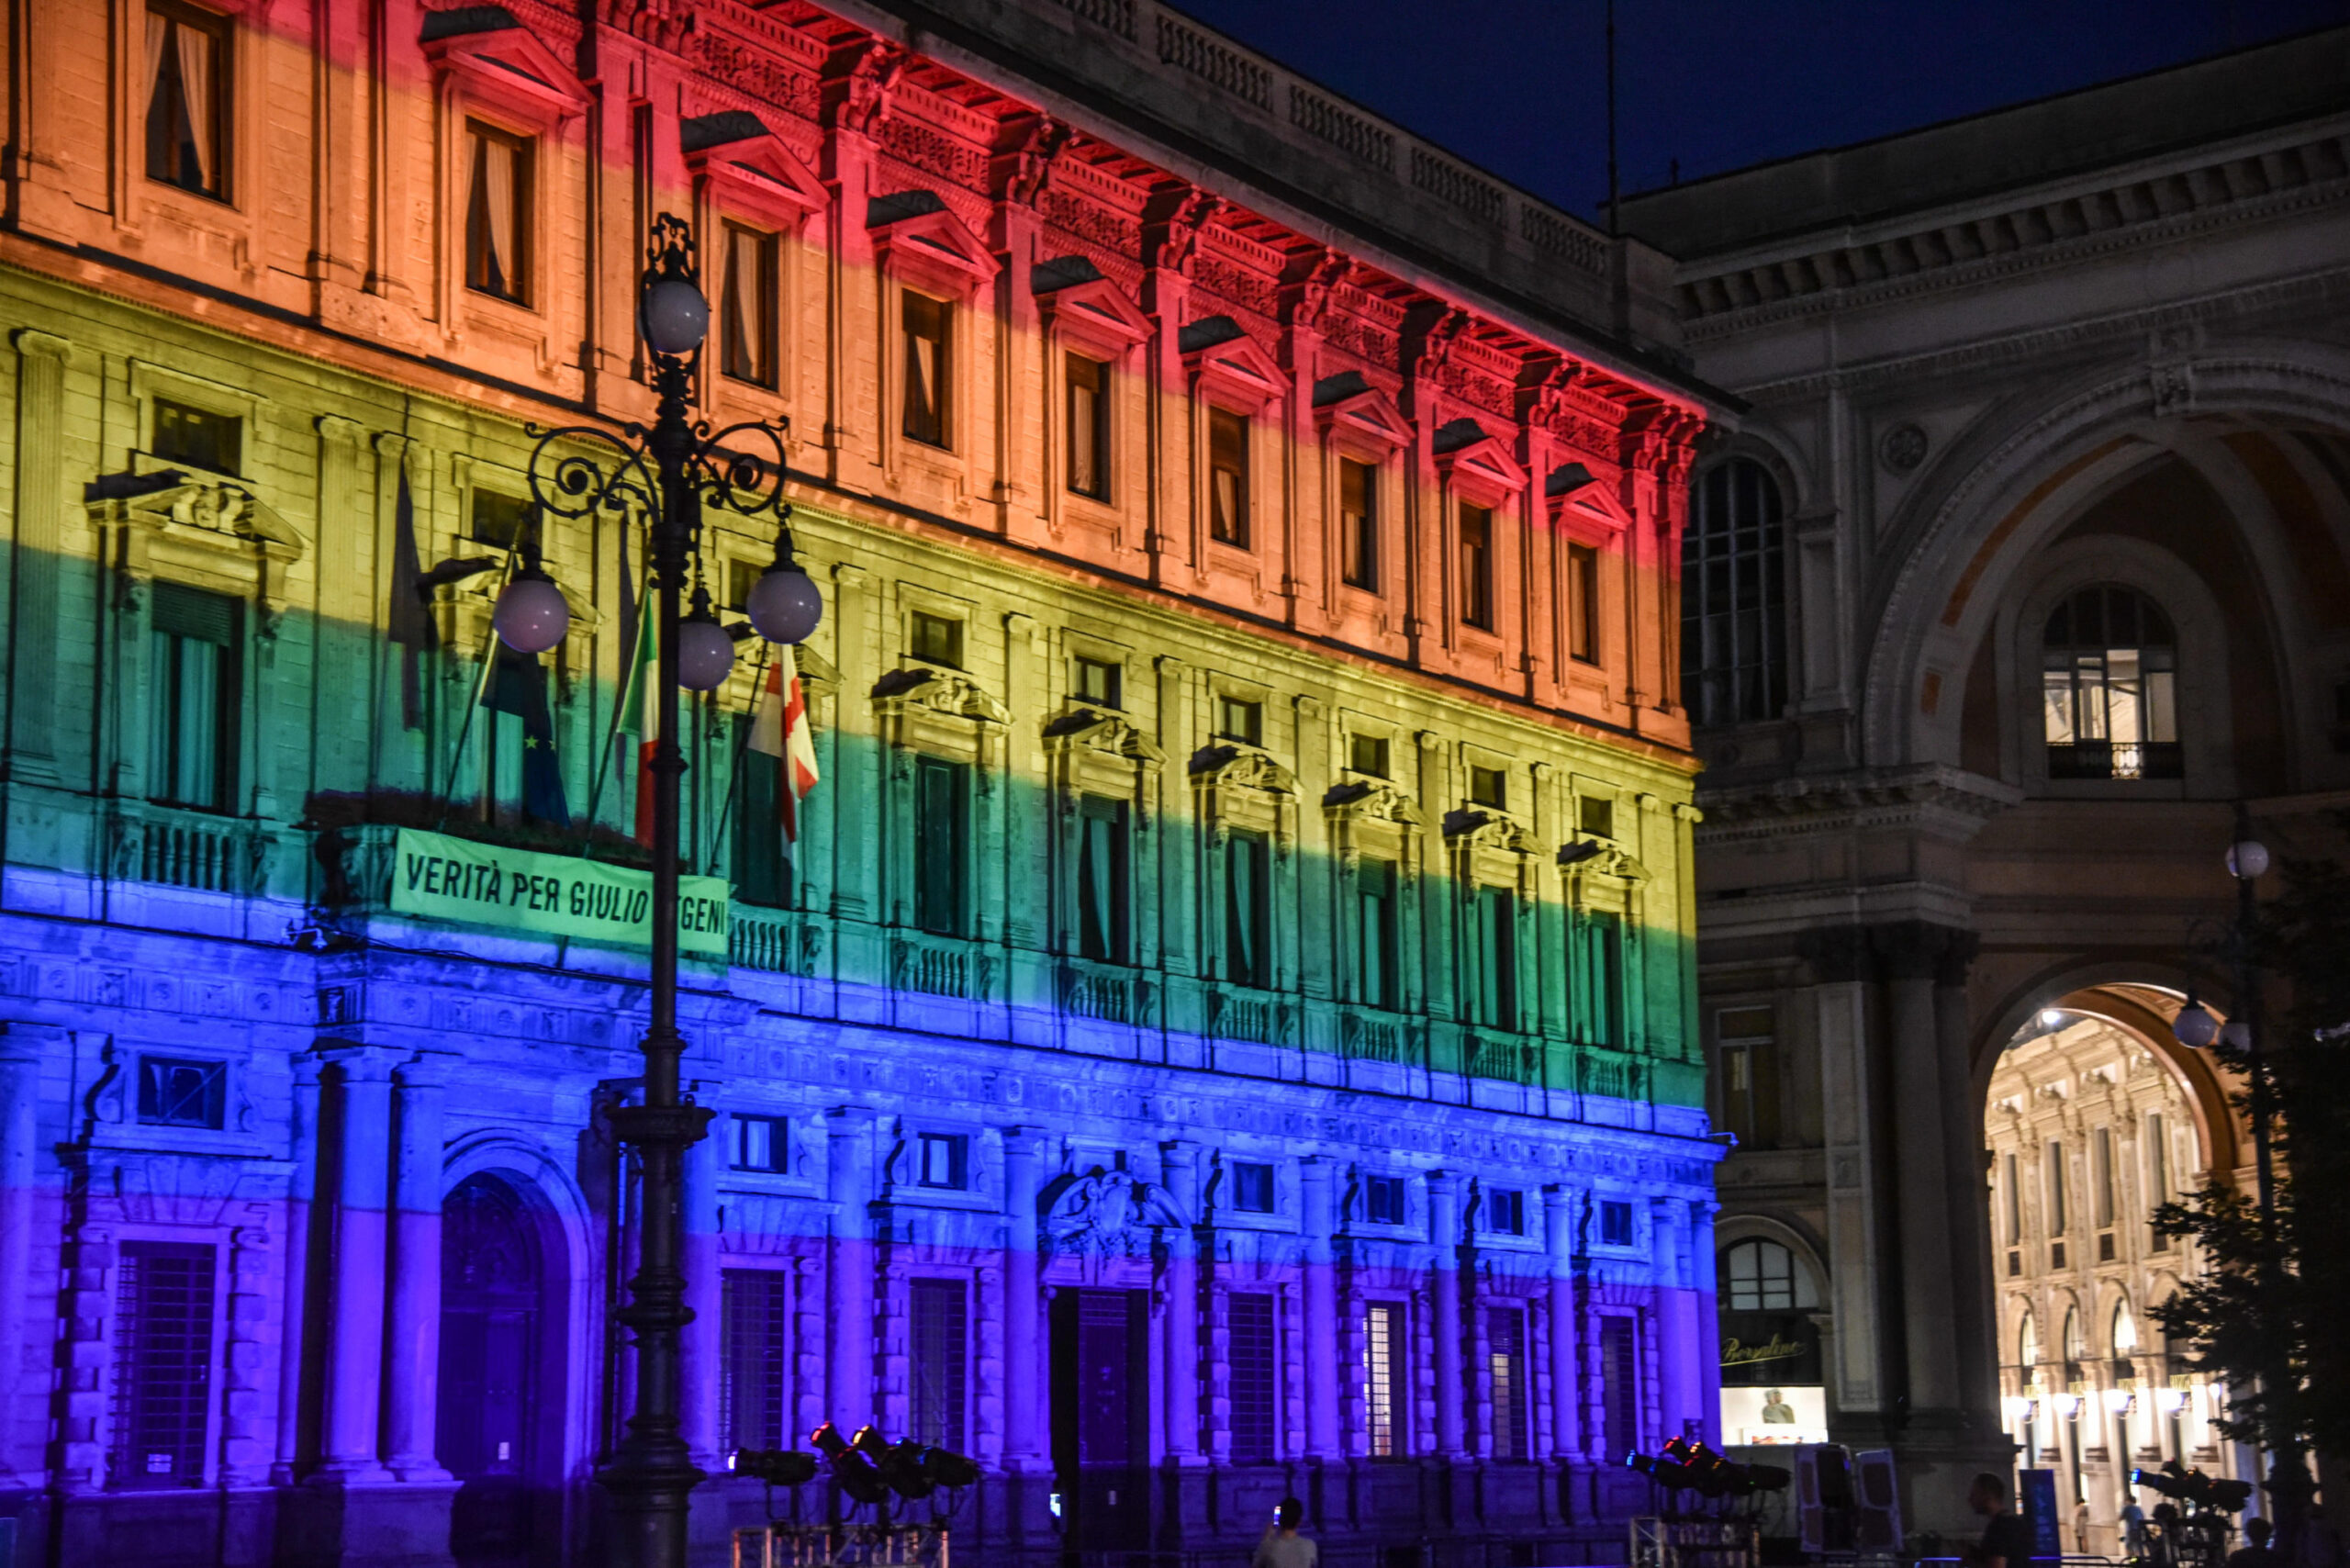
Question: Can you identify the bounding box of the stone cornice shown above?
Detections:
[1694,764,2021,846]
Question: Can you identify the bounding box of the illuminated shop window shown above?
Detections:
[145,2,229,200]
[149,582,241,813]
[1209,407,1249,546]
[910,1277,968,1448]
[722,1270,790,1450]
[901,292,951,448]
[2042,584,2179,780]
[1488,1305,1528,1459]
[1067,353,1110,498]
[1228,1292,1278,1462]
[1683,457,1787,726]
[464,121,532,303]
[720,222,778,388]
[110,1242,216,1490]
[1340,458,1378,589]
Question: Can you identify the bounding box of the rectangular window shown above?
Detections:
[1585,912,1628,1047]
[1075,795,1131,964]
[1339,457,1378,589]
[909,1277,968,1448]
[1488,1305,1528,1460]
[720,222,778,387]
[1460,502,1494,629]
[1600,1315,1639,1461]
[149,582,241,812]
[732,722,792,910]
[910,611,963,669]
[2004,1151,2022,1245]
[1229,1292,1278,1463]
[137,1057,225,1130]
[1348,733,1390,778]
[1469,765,1507,811]
[1578,794,1615,839]
[1073,655,1122,710]
[1231,1161,1275,1214]
[730,1114,788,1174]
[1485,1187,1526,1237]
[918,1132,969,1191]
[1363,1301,1404,1457]
[464,122,532,303]
[1599,1199,1634,1248]
[1718,1007,1778,1150]
[2093,1126,2117,1230]
[144,2,229,200]
[1364,1174,1406,1226]
[1473,884,1516,1029]
[901,292,951,447]
[1355,857,1398,1012]
[2045,1140,2067,1238]
[111,1241,215,1489]
[1224,828,1270,989]
[1067,353,1110,498]
[2147,1114,2170,1252]
[1209,407,1249,546]
[469,488,533,552]
[721,1270,791,1451]
[913,757,968,938]
[151,398,241,476]
[1567,542,1602,664]
[1216,695,1263,746]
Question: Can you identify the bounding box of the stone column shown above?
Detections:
[1936,939,2000,1417]
[382,1055,451,1480]
[272,1057,323,1484]
[1001,1128,1049,1473]
[827,1108,878,1434]
[9,330,72,764]
[317,1045,395,1482]
[1544,1186,1580,1460]
[1160,1140,1202,1463]
[1651,1196,1699,1445]
[1798,926,1886,1417]
[1693,1201,1724,1444]
[0,1030,46,1484]
[1428,1170,1465,1457]
[681,1109,724,1466]
[1301,1157,1342,1460]
[1877,923,1961,1413]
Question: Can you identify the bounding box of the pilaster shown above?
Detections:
[314,1043,397,1484]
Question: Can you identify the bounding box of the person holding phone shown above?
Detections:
[1254,1496,1317,1568]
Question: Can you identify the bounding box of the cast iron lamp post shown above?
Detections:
[495,212,822,1568]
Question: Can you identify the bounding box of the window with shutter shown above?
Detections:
[913,757,968,937]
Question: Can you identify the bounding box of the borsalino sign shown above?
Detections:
[389,827,732,958]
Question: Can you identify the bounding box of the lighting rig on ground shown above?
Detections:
[726,1423,981,1567]
[2132,1461,2254,1568]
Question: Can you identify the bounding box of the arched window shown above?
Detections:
[1683,458,1787,727]
[2042,584,2179,780]
[2062,1305,2087,1365]
[2110,1298,2137,1355]
[2018,1312,2040,1372]
[1721,1238,1819,1311]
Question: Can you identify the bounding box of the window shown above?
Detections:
[910,611,963,669]
[1683,458,1787,726]
[2042,584,2180,780]
[149,583,240,812]
[2045,1140,2067,1238]
[1718,1007,1778,1149]
[1578,794,1614,839]
[1339,458,1378,589]
[733,715,793,910]
[1223,829,1270,989]
[1075,795,1130,964]
[1459,502,1494,629]
[901,292,950,447]
[1364,1174,1406,1226]
[1067,353,1110,498]
[1355,857,1398,1012]
[1216,695,1263,746]
[144,2,228,200]
[110,1241,215,1489]
[1722,1238,1818,1310]
[1485,1187,1526,1237]
[1582,911,1628,1047]
[1073,655,1122,710]
[1598,1199,1634,1249]
[2019,1313,2039,1373]
[152,398,241,476]
[1209,407,1249,546]
[1363,1301,1404,1457]
[721,1270,791,1451]
[1348,733,1390,778]
[1600,1316,1639,1461]
[730,1114,788,1174]
[912,757,968,937]
[2061,1306,2086,1365]
[2093,1126,2117,1231]
[137,1057,225,1130]
[1231,1161,1275,1214]
[469,488,532,552]
[1229,1292,1277,1462]
[909,1277,968,1448]
[2004,1152,2022,1245]
[464,122,532,303]
[916,1132,969,1191]
[1567,542,1601,664]
[1471,885,1516,1029]
[720,222,778,387]
[1488,1305,1528,1460]
[1469,765,1507,811]
[2147,1114,2171,1252]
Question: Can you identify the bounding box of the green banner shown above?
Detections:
[389,828,731,958]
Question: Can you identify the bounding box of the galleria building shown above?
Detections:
[0,0,2341,1563]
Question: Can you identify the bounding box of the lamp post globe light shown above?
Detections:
[496,212,820,1568]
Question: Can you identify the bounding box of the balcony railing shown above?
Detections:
[1341,1005,1419,1066]
[1466,1032,1544,1086]
[108,802,265,895]
[1058,958,1152,1025]
[1207,982,1291,1046]
[892,931,978,1000]
[1579,1047,1642,1102]
[732,904,817,976]
[2046,741,2183,780]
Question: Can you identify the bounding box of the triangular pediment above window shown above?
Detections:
[1548,461,1631,533]
[870,666,1012,725]
[684,112,827,221]
[1045,709,1167,766]
[1190,744,1297,795]
[1433,418,1528,495]
[422,11,590,117]
[1314,371,1412,450]
[868,191,1000,290]
[1442,805,1539,855]
[1181,317,1287,406]
[1035,260,1153,349]
[1323,778,1425,828]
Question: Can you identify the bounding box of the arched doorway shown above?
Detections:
[439,1171,563,1568]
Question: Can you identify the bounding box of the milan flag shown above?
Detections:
[748,645,820,848]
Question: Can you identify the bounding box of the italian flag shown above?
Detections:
[625,583,659,848]
[748,645,820,848]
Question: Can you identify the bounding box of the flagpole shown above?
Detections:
[583,549,655,846]
[702,641,771,869]
[435,536,523,823]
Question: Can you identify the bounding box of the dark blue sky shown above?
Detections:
[1173,0,2350,218]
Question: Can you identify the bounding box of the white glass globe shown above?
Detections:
[642,276,711,356]
[677,615,736,691]
[492,575,571,654]
[2173,1001,2219,1050]
[746,564,823,644]
[2227,839,2270,879]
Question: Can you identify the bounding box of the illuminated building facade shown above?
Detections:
[0,1,1722,1563]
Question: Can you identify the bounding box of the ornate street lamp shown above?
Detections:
[497,212,821,1567]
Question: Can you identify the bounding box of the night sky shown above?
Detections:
[1171,0,2350,219]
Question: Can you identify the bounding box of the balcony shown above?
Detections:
[1340,1005,1420,1066]
[1207,982,1292,1047]
[2046,741,2182,780]
[891,931,980,1000]
[112,803,255,894]
[1466,1032,1544,1086]
[731,904,819,977]
[1057,958,1153,1026]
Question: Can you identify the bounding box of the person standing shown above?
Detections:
[2226,1518,2283,1568]
[1966,1473,2036,1568]
[1255,1496,1319,1568]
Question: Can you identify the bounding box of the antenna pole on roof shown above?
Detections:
[1605,0,1619,236]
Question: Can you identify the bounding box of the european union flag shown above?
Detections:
[484,644,570,827]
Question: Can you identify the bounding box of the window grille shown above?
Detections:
[722,1270,791,1450]
[1363,1301,1403,1457]
[1600,1316,1639,1459]
[111,1241,216,1489]
[1488,1305,1528,1459]
[1682,458,1787,726]
[909,1278,968,1448]
[1228,1292,1277,1462]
